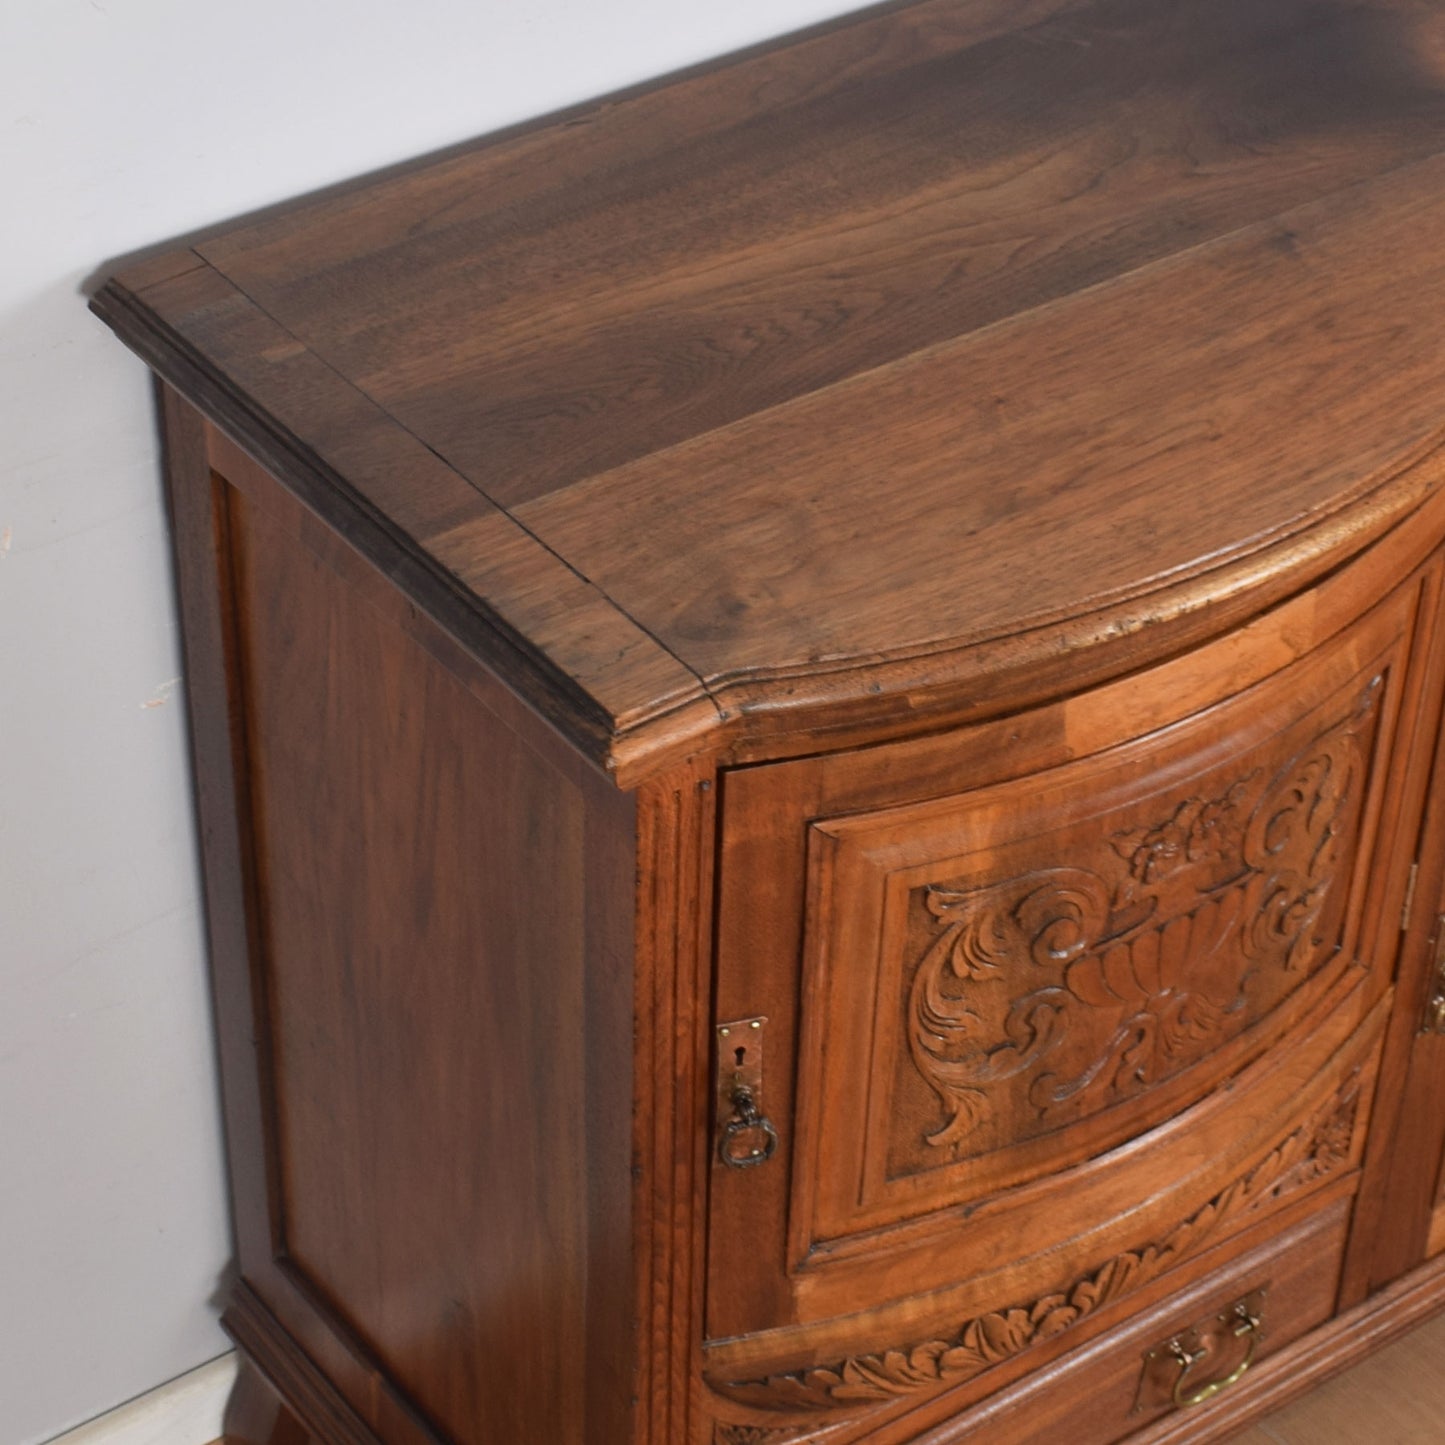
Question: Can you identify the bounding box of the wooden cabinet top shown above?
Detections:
[94,0,1445,783]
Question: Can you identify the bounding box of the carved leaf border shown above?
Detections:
[715,1428,806,1445]
[709,1070,1361,1421]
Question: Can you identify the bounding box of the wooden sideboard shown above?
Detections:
[93,1,1445,1441]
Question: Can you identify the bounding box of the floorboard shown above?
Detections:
[1227,1309,1445,1442]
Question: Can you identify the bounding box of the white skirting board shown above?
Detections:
[43,1355,238,1445]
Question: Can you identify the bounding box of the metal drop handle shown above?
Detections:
[719,1083,779,1169]
[1168,1302,1263,1409]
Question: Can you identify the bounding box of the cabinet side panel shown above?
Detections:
[159,386,278,1277]
[197,429,635,1445]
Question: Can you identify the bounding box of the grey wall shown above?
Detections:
[0,2,860,1442]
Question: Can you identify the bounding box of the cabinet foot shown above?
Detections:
[222,1357,315,1445]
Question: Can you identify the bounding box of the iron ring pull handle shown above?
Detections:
[719,1083,779,1169]
[1168,1304,1263,1410]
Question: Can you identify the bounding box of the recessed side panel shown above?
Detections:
[202,439,636,1445]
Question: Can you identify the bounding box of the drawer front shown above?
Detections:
[704,569,1434,1442]
[909,1192,1353,1445]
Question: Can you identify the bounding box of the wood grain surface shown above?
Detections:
[185,428,640,1445]
[92,0,1445,779]
[197,0,1445,508]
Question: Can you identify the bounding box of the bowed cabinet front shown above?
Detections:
[702,537,1445,1443]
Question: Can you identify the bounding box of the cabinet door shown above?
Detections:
[1348,686,1445,1295]
[704,562,1440,1444]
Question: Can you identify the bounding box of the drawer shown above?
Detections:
[909,1191,1352,1445]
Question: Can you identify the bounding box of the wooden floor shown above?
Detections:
[1228,1308,1445,1442]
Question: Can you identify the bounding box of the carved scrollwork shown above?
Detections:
[907,680,1380,1152]
[709,1071,1364,1421]
[715,1427,806,1444]
[908,867,1106,1147]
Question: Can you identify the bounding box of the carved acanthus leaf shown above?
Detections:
[715,1427,806,1444]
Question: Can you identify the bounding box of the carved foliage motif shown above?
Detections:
[715,1427,807,1444]
[905,681,1379,1156]
[710,1071,1364,1420]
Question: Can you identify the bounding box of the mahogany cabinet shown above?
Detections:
[93,1,1445,1441]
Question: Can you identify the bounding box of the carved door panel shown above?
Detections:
[704,564,1440,1441]
[795,668,1376,1244]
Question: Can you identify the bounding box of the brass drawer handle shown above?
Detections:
[1168,1302,1262,1409]
[719,1084,779,1169]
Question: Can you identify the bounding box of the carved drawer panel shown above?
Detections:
[924,1196,1351,1445]
[705,571,1432,1440]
